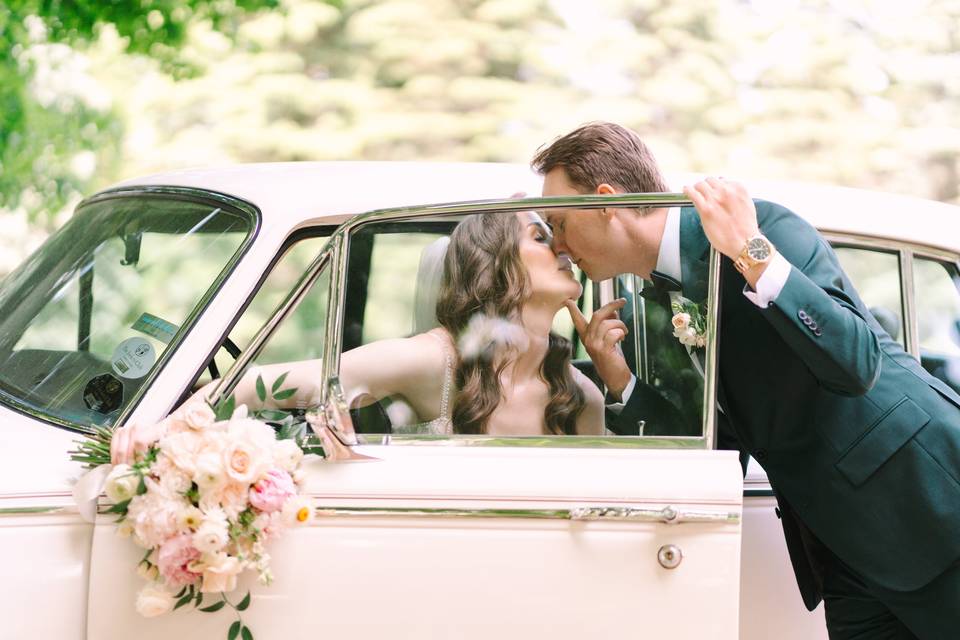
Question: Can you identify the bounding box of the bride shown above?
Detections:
[114,210,604,461]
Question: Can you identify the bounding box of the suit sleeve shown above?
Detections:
[756,201,881,396]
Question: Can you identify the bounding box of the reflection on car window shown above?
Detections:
[833,246,905,348]
[914,257,960,393]
[0,195,254,429]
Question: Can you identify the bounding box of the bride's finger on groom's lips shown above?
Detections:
[565,299,589,336]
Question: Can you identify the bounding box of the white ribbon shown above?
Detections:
[72,464,112,523]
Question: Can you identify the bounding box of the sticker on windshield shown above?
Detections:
[111,337,156,379]
[132,312,178,344]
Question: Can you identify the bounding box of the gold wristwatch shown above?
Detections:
[733,234,775,274]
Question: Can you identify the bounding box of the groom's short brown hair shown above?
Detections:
[531,122,670,194]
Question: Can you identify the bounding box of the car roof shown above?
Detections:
[113,161,960,255]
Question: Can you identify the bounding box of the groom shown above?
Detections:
[533,122,960,638]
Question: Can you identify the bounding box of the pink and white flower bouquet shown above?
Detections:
[70,374,322,640]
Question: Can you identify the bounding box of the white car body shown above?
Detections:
[2,162,959,639]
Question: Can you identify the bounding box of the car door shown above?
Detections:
[85,195,744,639]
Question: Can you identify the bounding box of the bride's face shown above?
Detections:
[516,211,583,305]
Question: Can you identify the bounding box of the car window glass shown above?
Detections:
[833,246,905,347]
[914,257,960,393]
[336,208,708,442]
[0,196,253,428]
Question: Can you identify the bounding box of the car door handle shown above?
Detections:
[569,505,740,525]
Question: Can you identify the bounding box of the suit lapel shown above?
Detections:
[679,206,711,304]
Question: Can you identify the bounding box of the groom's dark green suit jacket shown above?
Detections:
[616,201,960,608]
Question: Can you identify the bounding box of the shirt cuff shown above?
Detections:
[743,252,791,309]
[618,374,637,404]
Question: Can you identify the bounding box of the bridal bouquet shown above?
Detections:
[70,375,319,640]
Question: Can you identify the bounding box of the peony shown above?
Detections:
[182,402,216,430]
[671,312,691,331]
[249,469,296,513]
[192,517,229,553]
[125,480,185,548]
[281,495,314,527]
[135,585,175,618]
[104,464,139,504]
[200,552,242,593]
[272,439,304,472]
[156,533,201,589]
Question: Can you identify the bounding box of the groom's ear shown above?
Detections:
[596,183,618,195]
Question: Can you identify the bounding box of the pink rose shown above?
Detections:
[157,533,201,589]
[249,469,296,513]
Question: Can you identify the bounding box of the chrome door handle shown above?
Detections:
[569,505,739,525]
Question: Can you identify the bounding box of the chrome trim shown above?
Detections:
[900,249,921,359]
[313,504,740,525]
[353,434,708,448]
[704,248,721,449]
[822,231,960,262]
[0,505,79,517]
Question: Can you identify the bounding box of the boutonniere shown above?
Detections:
[671,296,707,349]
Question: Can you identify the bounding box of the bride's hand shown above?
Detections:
[565,298,633,400]
[110,420,167,466]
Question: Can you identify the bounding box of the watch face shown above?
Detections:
[747,237,771,260]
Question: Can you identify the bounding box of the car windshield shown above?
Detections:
[0,192,255,430]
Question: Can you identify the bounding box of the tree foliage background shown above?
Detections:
[2,0,959,275]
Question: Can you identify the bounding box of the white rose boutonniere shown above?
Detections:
[670,296,707,349]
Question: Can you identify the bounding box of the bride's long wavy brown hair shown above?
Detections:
[435,212,585,435]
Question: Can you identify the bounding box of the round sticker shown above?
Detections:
[111,337,156,379]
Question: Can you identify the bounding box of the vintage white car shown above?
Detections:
[2,163,959,639]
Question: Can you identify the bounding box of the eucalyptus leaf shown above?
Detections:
[271,387,297,401]
[228,621,241,640]
[236,591,251,611]
[241,626,254,640]
[199,600,226,613]
[174,593,194,610]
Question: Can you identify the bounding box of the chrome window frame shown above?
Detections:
[0,186,261,435]
[246,193,722,450]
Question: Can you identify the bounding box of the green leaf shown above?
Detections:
[241,625,253,640]
[255,375,267,403]
[199,600,226,613]
[228,621,242,640]
[104,499,131,514]
[174,593,194,610]
[277,420,306,441]
[271,371,289,394]
[236,591,251,611]
[215,395,237,421]
[195,591,204,606]
[271,388,297,401]
[136,473,147,495]
[255,409,288,422]
[174,586,187,598]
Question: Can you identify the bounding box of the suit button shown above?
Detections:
[755,449,768,461]
[814,328,822,337]
[798,310,808,321]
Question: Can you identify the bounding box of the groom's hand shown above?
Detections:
[683,177,760,261]
[566,298,632,400]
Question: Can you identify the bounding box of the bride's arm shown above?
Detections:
[572,367,605,436]
[338,333,444,408]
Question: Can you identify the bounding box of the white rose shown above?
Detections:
[273,439,304,472]
[281,495,314,527]
[104,464,140,504]
[159,431,203,476]
[680,327,699,346]
[192,517,229,553]
[222,439,268,485]
[199,552,242,593]
[135,585,174,618]
[183,402,216,430]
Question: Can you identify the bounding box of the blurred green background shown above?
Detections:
[2,0,959,279]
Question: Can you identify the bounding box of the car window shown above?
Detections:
[833,246,905,347]
[0,194,255,429]
[335,208,708,441]
[914,256,960,393]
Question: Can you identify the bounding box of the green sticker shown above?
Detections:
[132,313,179,344]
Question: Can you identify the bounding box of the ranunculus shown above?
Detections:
[200,552,242,593]
[671,312,691,331]
[156,533,201,589]
[250,469,296,513]
[104,464,139,504]
[135,585,174,618]
[182,402,216,430]
[177,506,204,531]
[222,440,267,485]
[192,513,229,553]
[281,495,314,527]
[272,439,304,472]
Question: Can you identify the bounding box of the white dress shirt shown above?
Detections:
[617,209,791,404]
